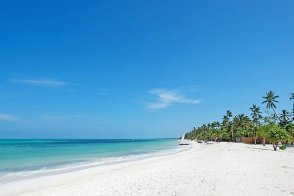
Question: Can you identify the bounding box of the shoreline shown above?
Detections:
[1,142,294,196]
[0,141,190,185]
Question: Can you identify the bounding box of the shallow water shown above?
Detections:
[0,139,187,183]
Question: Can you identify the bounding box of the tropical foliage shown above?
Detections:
[266,123,290,151]
[250,104,262,144]
[186,91,294,150]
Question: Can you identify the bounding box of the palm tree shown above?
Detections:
[186,91,294,144]
[211,129,222,142]
[221,115,230,141]
[290,93,294,120]
[226,110,233,141]
[279,110,290,127]
[250,104,262,144]
[226,110,232,119]
[262,91,279,120]
[233,114,251,141]
[222,115,229,126]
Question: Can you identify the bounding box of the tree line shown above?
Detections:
[185,91,294,151]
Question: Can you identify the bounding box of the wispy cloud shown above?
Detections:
[11,78,77,88]
[0,113,17,121]
[42,114,83,122]
[146,88,201,110]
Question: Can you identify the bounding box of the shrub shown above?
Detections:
[279,144,286,150]
[267,124,290,151]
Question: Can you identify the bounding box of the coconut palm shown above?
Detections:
[284,123,294,144]
[222,115,229,126]
[226,110,232,119]
[279,110,290,127]
[290,93,294,120]
[211,129,222,142]
[262,91,279,120]
[226,110,233,141]
[185,91,294,144]
[233,114,251,140]
[221,115,230,141]
[250,104,262,144]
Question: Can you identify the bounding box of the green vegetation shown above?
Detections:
[279,144,287,150]
[250,104,262,145]
[186,91,294,151]
[258,124,268,146]
[266,123,290,151]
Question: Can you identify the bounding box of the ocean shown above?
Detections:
[0,139,187,183]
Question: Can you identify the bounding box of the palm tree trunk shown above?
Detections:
[254,134,257,145]
[263,138,265,146]
[273,143,277,151]
[272,108,280,121]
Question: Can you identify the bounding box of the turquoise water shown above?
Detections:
[0,139,184,183]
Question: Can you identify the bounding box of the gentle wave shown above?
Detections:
[0,139,190,184]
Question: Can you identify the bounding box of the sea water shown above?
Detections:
[0,139,187,183]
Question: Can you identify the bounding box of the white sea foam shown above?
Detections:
[0,143,190,184]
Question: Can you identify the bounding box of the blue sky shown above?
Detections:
[0,0,293,138]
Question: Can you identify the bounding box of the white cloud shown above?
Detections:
[0,113,17,121]
[42,115,83,122]
[146,88,201,110]
[12,78,76,88]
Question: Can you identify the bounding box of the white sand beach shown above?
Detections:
[1,142,294,196]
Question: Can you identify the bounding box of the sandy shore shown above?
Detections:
[1,142,294,196]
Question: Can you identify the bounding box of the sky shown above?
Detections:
[0,0,293,139]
